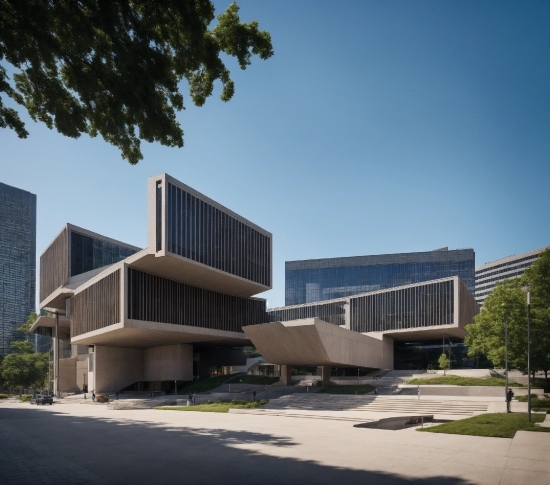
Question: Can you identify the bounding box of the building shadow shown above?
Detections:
[0,406,471,485]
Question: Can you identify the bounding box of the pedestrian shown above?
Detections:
[252,390,256,401]
[374,389,378,395]
[192,391,196,404]
[92,391,96,402]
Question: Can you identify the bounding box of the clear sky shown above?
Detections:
[1,0,549,309]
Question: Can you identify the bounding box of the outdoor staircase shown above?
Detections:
[262,394,489,416]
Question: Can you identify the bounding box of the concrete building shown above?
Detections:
[0,182,36,356]
[31,174,480,392]
[245,276,479,375]
[32,174,271,395]
[286,248,475,306]
[475,247,548,306]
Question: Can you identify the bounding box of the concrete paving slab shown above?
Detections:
[507,443,550,461]
[499,467,550,485]
[506,456,550,473]
[512,429,550,447]
[1,400,549,485]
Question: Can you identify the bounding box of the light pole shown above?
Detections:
[504,310,509,413]
[522,284,531,422]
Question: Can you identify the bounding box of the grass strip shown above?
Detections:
[516,395,550,413]
[407,376,523,387]
[156,399,268,413]
[227,375,280,386]
[419,413,549,438]
[177,374,280,394]
[318,384,375,395]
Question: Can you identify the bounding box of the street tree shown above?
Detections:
[0,340,49,393]
[466,249,550,388]
[465,279,528,370]
[524,249,550,387]
[438,353,450,375]
[0,1,274,164]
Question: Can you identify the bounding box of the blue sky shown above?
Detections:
[1,0,549,309]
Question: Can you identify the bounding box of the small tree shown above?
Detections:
[0,318,50,393]
[438,354,450,376]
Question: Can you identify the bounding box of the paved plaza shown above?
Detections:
[1,399,549,485]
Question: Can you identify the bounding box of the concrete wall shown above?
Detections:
[59,357,76,392]
[76,356,89,391]
[144,344,193,382]
[403,385,544,397]
[94,346,144,393]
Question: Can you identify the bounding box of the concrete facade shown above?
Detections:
[94,346,144,393]
[33,173,484,394]
[244,318,394,370]
[143,344,193,382]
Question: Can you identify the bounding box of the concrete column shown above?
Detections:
[54,312,59,397]
[280,365,292,386]
[321,366,331,386]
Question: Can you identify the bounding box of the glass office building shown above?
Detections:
[0,182,36,356]
[285,248,475,306]
[475,247,548,306]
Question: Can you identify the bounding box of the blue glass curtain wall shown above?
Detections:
[70,231,136,277]
[0,183,36,355]
[286,252,474,306]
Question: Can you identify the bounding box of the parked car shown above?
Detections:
[30,394,53,405]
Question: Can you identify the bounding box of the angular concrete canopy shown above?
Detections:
[243,318,393,369]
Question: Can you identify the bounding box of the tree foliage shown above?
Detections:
[465,249,550,386]
[0,0,273,163]
[438,353,450,375]
[0,338,49,392]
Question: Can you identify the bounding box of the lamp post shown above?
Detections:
[522,284,531,422]
[503,309,509,413]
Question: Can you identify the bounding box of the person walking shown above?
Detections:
[92,391,96,402]
[192,392,196,404]
[252,390,256,401]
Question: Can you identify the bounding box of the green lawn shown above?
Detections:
[318,384,376,395]
[156,399,268,413]
[516,395,550,413]
[176,374,280,394]
[419,413,549,438]
[177,374,237,393]
[407,376,522,387]
[227,375,280,386]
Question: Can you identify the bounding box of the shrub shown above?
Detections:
[20,394,32,402]
[207,399,213,404]
[97,395,109,403]
[0,394,9,399]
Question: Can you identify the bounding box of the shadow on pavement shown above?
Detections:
[0,406,471,485]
